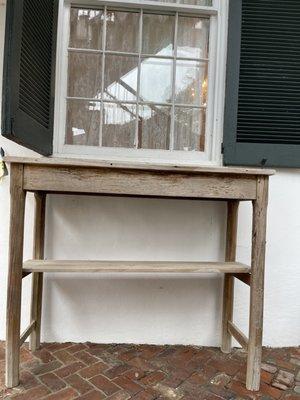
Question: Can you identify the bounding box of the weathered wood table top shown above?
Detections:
[4,157,275,200]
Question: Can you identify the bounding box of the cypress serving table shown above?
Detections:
[4,157,274,391]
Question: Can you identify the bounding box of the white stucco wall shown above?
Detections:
[0,4,299,347]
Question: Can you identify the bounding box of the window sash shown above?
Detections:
[70,0,218,16]
[54,0,227,165]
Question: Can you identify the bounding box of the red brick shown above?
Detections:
[260,381,283,399]
[20,347,34,365]
[74,350,99,365]
[208,358,241,376]
[104,364,132,379]
[266,356,297,372]
[199,364,219,380]
[282,395,300,400]
[228,380,259,400]
[46,343,73,352]
[119,349,141,361]
[10,385,50,400]
[261,369,273,384]
[128,357,154,372]
[86,343,109,350]
[40,372,66,391]
[55,361,85,378]
[124,368,146,381]
[76,390,106,400]
[106,390,131,400]
[130,390,156,400]
[201,390,228,400]
[162,369,190,388]
[45,387,78,400]
[19,371,39,390]
[187,371,209,385]
[139,346,164,360]
[113,376,143,395]
[186,351,213,370]
[53,349,77,365]
[31,360,63,375]
[90,374,121,396]
[171,348,196,368]
[140,371,165,386]
[79,362,109,379]
[67,344,88,354]
[66,373,94,395]
[32,348,55,363]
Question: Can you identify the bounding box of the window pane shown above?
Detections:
[104,55,138,102]
[177,0,212,5]
[142,14,174,56]
[102,103,136,148]
[175,60,208,106]
[147,0,212,4]
[174,108,206,151]
[140,58,173,103]
[66,100,100,146]
[177,17,209,59]
[68,52,102,98]
[106,11,140,53]
[138,105,171,150]
[70,8,103,50]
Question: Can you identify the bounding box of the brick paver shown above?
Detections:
[0,341,299,399]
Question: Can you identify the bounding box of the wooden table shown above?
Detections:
[4,157,275,391]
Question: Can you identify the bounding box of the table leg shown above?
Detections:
[6,164,26,388]
[221,200,239,353]
[246,177,268,391]
[30,193,46,351]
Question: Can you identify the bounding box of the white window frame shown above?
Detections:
[53,0,229,166]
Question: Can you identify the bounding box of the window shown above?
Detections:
[54,0,228,164]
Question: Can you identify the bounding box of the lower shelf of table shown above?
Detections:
[23,260,250,274]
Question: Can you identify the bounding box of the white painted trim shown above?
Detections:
[53,0,229,166]
[211,0,229,166]
[71,0,218,15]
[53,1,70,154]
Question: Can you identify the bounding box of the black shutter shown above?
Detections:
[223,0,300,167]
[2,0,58,155]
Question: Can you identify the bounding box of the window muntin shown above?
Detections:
[66,6,210,152]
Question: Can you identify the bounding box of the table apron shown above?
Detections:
[23,165,258,200]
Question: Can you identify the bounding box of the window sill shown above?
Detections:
[53,144,223,168]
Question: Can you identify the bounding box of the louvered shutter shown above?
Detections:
[2,0,59,155]
[223,0,300,167]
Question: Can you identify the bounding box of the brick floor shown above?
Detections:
[0,342,299,399]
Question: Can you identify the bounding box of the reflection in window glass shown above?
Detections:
[66,6,211,153]
[142,14,175,56]
[68,53,102,99]
[102,103,136,148]
[177,16,209,59]
[175,61,208,106]
[138,105,171,149]
[104,55,138,102]
[106,11,139,52]
[70,8,103,49]
[66,100,100,146]
[140,58,173,103]
[174,108,206,151]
